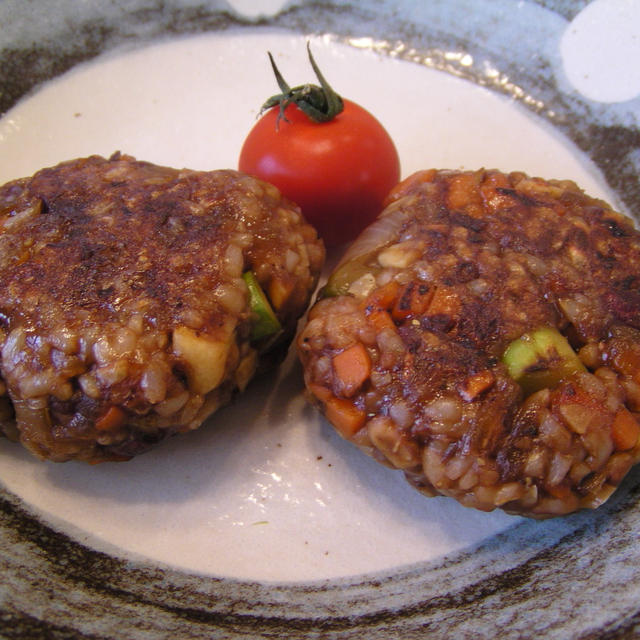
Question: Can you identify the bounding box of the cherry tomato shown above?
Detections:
[238,52,400,246]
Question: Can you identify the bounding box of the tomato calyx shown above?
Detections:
[261,42,344,127]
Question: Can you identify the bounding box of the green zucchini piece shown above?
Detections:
[502,327,585,395]
[242,271,282,341]
[320,252,379,298]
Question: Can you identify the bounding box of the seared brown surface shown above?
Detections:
[0,153,324,462]
[298,169,640,517]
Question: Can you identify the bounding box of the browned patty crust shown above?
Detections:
[0,153,324,462]
[298,169,640,517]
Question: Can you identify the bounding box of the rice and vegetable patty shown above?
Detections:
[0,153,324,463]
[297,168,640,517]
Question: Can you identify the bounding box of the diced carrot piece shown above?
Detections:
[366,308,397,333]
[324,397,366,439]
[307,383,333,403]
[611,408,640,451]
[465,203,484,218]
[612,347,640,378]
[332,343,371,396]
[426,286,461,317]
[460,370,496,402]
[95,405,126,432]
[481,170,511,192]
[308,382,366,437]
[479,171,514,212]
[383,169,437,206]
[392,281,434,321]
[362,280,401,312]
[446,171,483,211]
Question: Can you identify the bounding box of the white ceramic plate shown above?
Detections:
[1,1,639,637]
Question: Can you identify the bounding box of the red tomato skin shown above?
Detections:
[238,98,400,246]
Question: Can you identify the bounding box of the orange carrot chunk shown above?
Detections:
[479,170,514,212]
[324,397,366,439]
[392,281,434,321]
[362,280,401,311]
[332,343,372,396]
[426,286,461,318]
[307,382,333,403]
[611,408,640,451]
[460,370,496,402]
[611,347,640,377]
[446,170,483,211]
[366,308,397,333]
[383,169,437,206]
[95,405,126,432]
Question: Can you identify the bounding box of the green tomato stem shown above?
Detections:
[261,42,344,127]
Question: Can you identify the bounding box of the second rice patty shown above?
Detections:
[298,168,640,518]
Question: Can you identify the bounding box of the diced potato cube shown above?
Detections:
[268,276,294,310]
[377,242,421,269]
[172,326,230,394]
[367,416,421,469]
